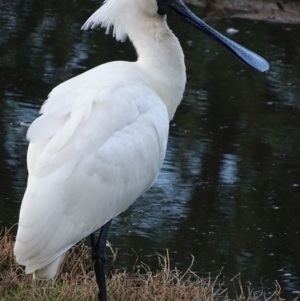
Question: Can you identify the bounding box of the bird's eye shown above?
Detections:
[157,0,172,15]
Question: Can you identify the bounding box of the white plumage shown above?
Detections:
[14,0,185,278]
[14,0,268,282]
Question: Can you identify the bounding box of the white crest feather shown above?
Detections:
[81,0,128,42]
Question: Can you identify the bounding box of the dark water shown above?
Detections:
[1,0,300,298]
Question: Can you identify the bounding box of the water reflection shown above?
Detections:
[219,154,239,184]
[0,1,300,299]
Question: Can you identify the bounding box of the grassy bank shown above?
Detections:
[0,229,283,301]
[186,0,300,24]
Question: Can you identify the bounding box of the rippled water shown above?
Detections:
[0,1,300,298]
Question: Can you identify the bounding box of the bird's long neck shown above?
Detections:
[127,16,186,120]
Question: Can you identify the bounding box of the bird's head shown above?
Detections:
[157,0,172,15]
[82,0,269,73]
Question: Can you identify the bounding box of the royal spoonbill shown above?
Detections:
[14,0,269,300]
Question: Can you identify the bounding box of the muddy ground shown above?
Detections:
[185,0,300,24]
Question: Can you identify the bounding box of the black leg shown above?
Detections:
[90,219,112,301]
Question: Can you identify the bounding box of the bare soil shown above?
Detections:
[186,0,300,24]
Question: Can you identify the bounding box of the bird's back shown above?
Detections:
[14,61,169,277]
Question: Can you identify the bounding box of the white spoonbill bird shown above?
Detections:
[14,0,269,300]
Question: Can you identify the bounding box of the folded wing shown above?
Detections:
[14,70,169,275]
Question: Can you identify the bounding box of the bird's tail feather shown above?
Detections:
[32,255,64,279]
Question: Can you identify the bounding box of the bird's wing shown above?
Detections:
[15,78,169,274]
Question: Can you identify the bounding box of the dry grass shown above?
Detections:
[0,228,285,301]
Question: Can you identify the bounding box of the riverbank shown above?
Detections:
[0,230,284,301]
[185,0,300,24]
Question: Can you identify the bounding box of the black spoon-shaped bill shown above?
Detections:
[169,0,269,73]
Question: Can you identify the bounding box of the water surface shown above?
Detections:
[0,1,300,298]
